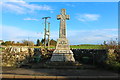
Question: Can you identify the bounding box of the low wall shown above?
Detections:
[2,47,115,67]
[1,47,42,67]
[48,49,109,65]
[72,49,108,65]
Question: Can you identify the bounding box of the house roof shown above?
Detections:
[0,40,3,42]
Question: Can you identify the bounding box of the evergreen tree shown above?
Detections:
[36,39,40,46]
[41,38,45,44]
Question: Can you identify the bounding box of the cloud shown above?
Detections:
[67,28,118,44]
[0,25,58,42]
[1,0,53,14]
[43,28,118,44]
[3,0,26,3]
[103,29,118,31]
[1,25,118,44]
[77,14,100,22]
[1,25,43,42]
[50,11,54,13]
[2,0,119,2]
[1,25,58,42]
[0,1,3,4]
[23,18,39,21]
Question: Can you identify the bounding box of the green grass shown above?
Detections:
[45,45,103,49]
[29,46,56,49]
[32,45,103,49]
[70,45,103,49]
[0,45,103,50]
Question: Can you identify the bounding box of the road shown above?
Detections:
[1,67,119,80]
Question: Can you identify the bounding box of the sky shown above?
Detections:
[0,0,118,45]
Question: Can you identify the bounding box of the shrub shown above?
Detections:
[103,38,120,71]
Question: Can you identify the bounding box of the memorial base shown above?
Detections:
[50,38,75,62]
[50,52,75,62]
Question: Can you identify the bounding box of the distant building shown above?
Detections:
[0,40,3,44]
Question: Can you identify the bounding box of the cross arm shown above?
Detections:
[57,14,70,20]
[57,15,61,20]
[66,15,70,20]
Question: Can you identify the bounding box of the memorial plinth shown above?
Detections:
[50,9,75,62]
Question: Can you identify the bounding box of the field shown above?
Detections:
[0,45,103,51]
[48,44,103,49]
[70,45,103,49]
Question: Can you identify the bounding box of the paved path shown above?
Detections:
[2,67,120,80]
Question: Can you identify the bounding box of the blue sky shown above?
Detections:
[0,0,118,45]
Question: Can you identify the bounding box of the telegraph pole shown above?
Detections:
[42,17,51,49]
[48,22,50,49]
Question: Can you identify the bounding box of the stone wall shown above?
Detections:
[47,49,112,64]
[1,47,116,67]
[5,46,31,53]
[72,49,108,64]
[1,47,41,67]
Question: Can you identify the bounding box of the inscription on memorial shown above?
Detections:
[58,44,69,48]
[59,41,67,44]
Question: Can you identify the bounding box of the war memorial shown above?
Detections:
[50,9,75,62]
[1,8,119,80]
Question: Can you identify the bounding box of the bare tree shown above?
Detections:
[22,40,34,46]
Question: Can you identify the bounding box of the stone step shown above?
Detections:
[2,74,119,80]
[45,61,80,66]
[29,62,96,69]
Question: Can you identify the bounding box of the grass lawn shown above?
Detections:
[0,45,103,50]
[32,45,103,49]
[46,45,103,49]
[31,46,55,49]
[70,45,103,49]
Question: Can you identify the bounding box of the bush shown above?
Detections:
[103,39,120,71]
[105,60,120,71]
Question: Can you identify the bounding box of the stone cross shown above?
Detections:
[57,9,70,38]
[50,9,75,62]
